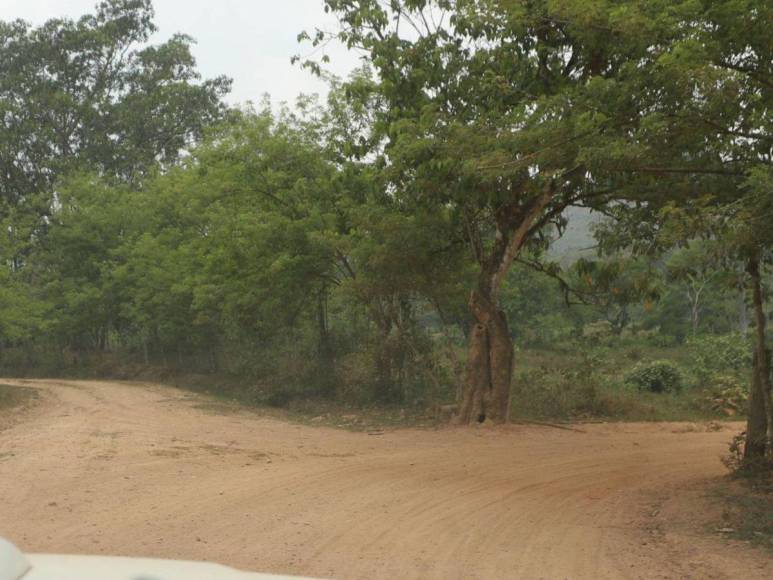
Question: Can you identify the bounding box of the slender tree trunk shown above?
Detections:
[317,291,335,396]
[687,285,701,335]
[744,254,772,461]
[739,290,750,334]
[691,300,700,335]
[318,292,332,360]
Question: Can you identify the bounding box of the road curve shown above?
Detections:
[0,379,769,579]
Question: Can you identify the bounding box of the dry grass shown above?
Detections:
[0,383,40,433]
[0,383,38,411]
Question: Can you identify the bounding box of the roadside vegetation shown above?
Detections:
[0,384,37,412]
[712,472,773,551]
[0,383,39,435]
[0,0,770,481]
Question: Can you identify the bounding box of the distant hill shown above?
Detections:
[548,206,603,264]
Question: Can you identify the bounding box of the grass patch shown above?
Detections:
[510,377,717,422]
[0,383,39,433]
[190,392,441,431]
[509,343,743,423]
[283,399,442,431]
[167,375,441,431]
[0,383,38,411]
[713,473,773,550]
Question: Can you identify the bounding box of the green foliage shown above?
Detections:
[511,340,739,422]
[2,93,465,406]
[582,321,614,343]
[1,0,770,425]
[513,354,613,420]
[0,269,48,343]
[624,360,684,393]
[0,0,230,265]
[723,432,749,473]
[703,374,749,417]
[573,256,661,334]
[302,1,691,367]
[688,333,753,376]
[722,431,773,476]
[500,262,579,345]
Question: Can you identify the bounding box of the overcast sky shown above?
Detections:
[1,0,360,106]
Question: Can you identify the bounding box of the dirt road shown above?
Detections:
[0,379,769,579]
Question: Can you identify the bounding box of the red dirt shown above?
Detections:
[0,379,769,579]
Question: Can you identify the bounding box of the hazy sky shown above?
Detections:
[1,0,360,105]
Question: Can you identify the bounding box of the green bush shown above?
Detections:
[624,360,683,393]
[513,368,602,419]
[511,354,622,419]
[688,333,752,379]
[335,351,378,403]
[642,332,679,348]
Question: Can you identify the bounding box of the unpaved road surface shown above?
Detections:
[0,379,769,579]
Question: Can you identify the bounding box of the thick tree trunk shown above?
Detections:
[744,254,772,462]
[456,290,513,424]
[455,184,554,426]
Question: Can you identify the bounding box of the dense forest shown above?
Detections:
[0,0,770,466]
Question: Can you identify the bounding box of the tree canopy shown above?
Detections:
[0,0,231,263]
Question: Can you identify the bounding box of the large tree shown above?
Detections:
[592,0,771,460]
[303,0,681,423]
[0,0,231,264]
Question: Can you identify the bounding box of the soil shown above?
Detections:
[0,379,770,579]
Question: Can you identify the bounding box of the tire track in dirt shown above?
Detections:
[0,378,769,579]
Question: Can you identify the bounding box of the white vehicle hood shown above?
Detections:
[1,538,320,580]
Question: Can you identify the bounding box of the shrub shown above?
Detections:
[722,431,773,474]
[703,374,749,416]
[335,351,378,404]
[626,347,642,361]
[624,360,683,393]
[582,320,614,343]
[520,313,577,347]
[512,354,621,419]
[722,431,747,472]
[688,333,752,379]
[642,332,679,348]
[513,368,600,419]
